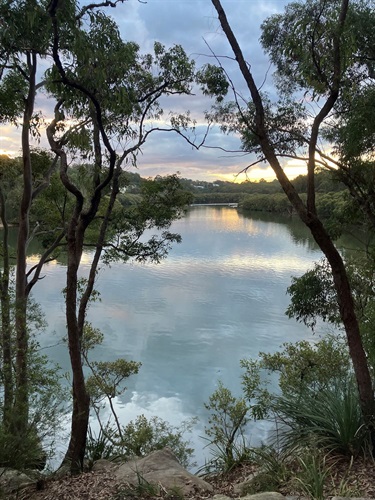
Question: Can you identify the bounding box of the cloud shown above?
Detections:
[1,0,293,181]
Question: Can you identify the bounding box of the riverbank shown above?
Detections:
[11,452,375,499]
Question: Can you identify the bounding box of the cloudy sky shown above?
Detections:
[1,0,308,182]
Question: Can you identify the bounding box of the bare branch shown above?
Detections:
[76,0,125,20]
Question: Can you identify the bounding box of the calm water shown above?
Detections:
[31,206,328,466]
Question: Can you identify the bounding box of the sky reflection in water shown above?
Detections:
[33,206,326,468]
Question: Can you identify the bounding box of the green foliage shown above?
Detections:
[240,192,294,214]
[315,191,355,238]
[286,259,345,329]
[0,155,22,223]
[120,415,196,469]
[0,342,67,470]
[239,470,279,495]
[273,379,368,456]
[236,446,293,495]
[260,0,365,96]
[259,336,350,396]
[208,94,307,159]
[240,189,351,223]
[0,70,29,123]
[293,452,361,499]
[103,174,193,265]
[85,415,195,471]
[81,323,104,356]
[239,359,272,419]
[196,64,229,102]
[85,423,117,469]
[114,471,162,499]
[294,451,332,500]
[286,256,375,373]
[86,359,141,404]
[0,423,46,470]
[331,87,375,161]
[0,287,67,469]
[0,0,50,58]
[203,382,250,472]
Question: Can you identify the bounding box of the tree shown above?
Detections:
[210,0,375,435]
[44,0,226,472]
[0,0,64,438]
[1,0,226,472]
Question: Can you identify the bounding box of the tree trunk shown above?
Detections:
[63,221,90,474]
[0,184,12,426]
[14,51,37,433]
[307,217,375,422]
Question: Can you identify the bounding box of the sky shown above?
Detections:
[0,0,309,183]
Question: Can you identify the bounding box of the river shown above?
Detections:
[31,206,332,467]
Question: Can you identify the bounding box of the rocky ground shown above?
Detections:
[7,451,375,499]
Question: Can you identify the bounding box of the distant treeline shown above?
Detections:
[180,170,347,215]
[124,170,349,219]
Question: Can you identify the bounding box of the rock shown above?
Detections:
[232,472,257,495]
[91,459,117,472]
[0,467,35,495]
[114,447,213,496]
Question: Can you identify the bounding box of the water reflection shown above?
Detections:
[9,207,350,467]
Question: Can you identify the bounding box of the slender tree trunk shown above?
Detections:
[63,222,90,473]
[307,217,375,421]
[14,51,37,433]
[211,0,375,429]
[0,185,12,426]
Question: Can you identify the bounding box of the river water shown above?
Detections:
[31,206,329,467]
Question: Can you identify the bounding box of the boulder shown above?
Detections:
[114,447,213,496]
[92,459,117,472]
[0,467,35,495]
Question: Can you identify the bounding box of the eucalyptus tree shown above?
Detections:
[209,0,375,434]
[0,1,65,437]
[0,153,68,468]
[44,0,227,471]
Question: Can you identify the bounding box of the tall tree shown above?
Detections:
[0,0,64,435]
[46,0,227,472]
[210,0,375,435]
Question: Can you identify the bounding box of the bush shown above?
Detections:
[85,415,196,470]
[257,335,351,397]
[202,382,250,473]
[294,451,331,500]
[120,415,196,469]
[85,423,117,469]
[0,423,47,470]
[272,379,368,455]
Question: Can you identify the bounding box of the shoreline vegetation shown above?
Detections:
[125,170,351,223]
